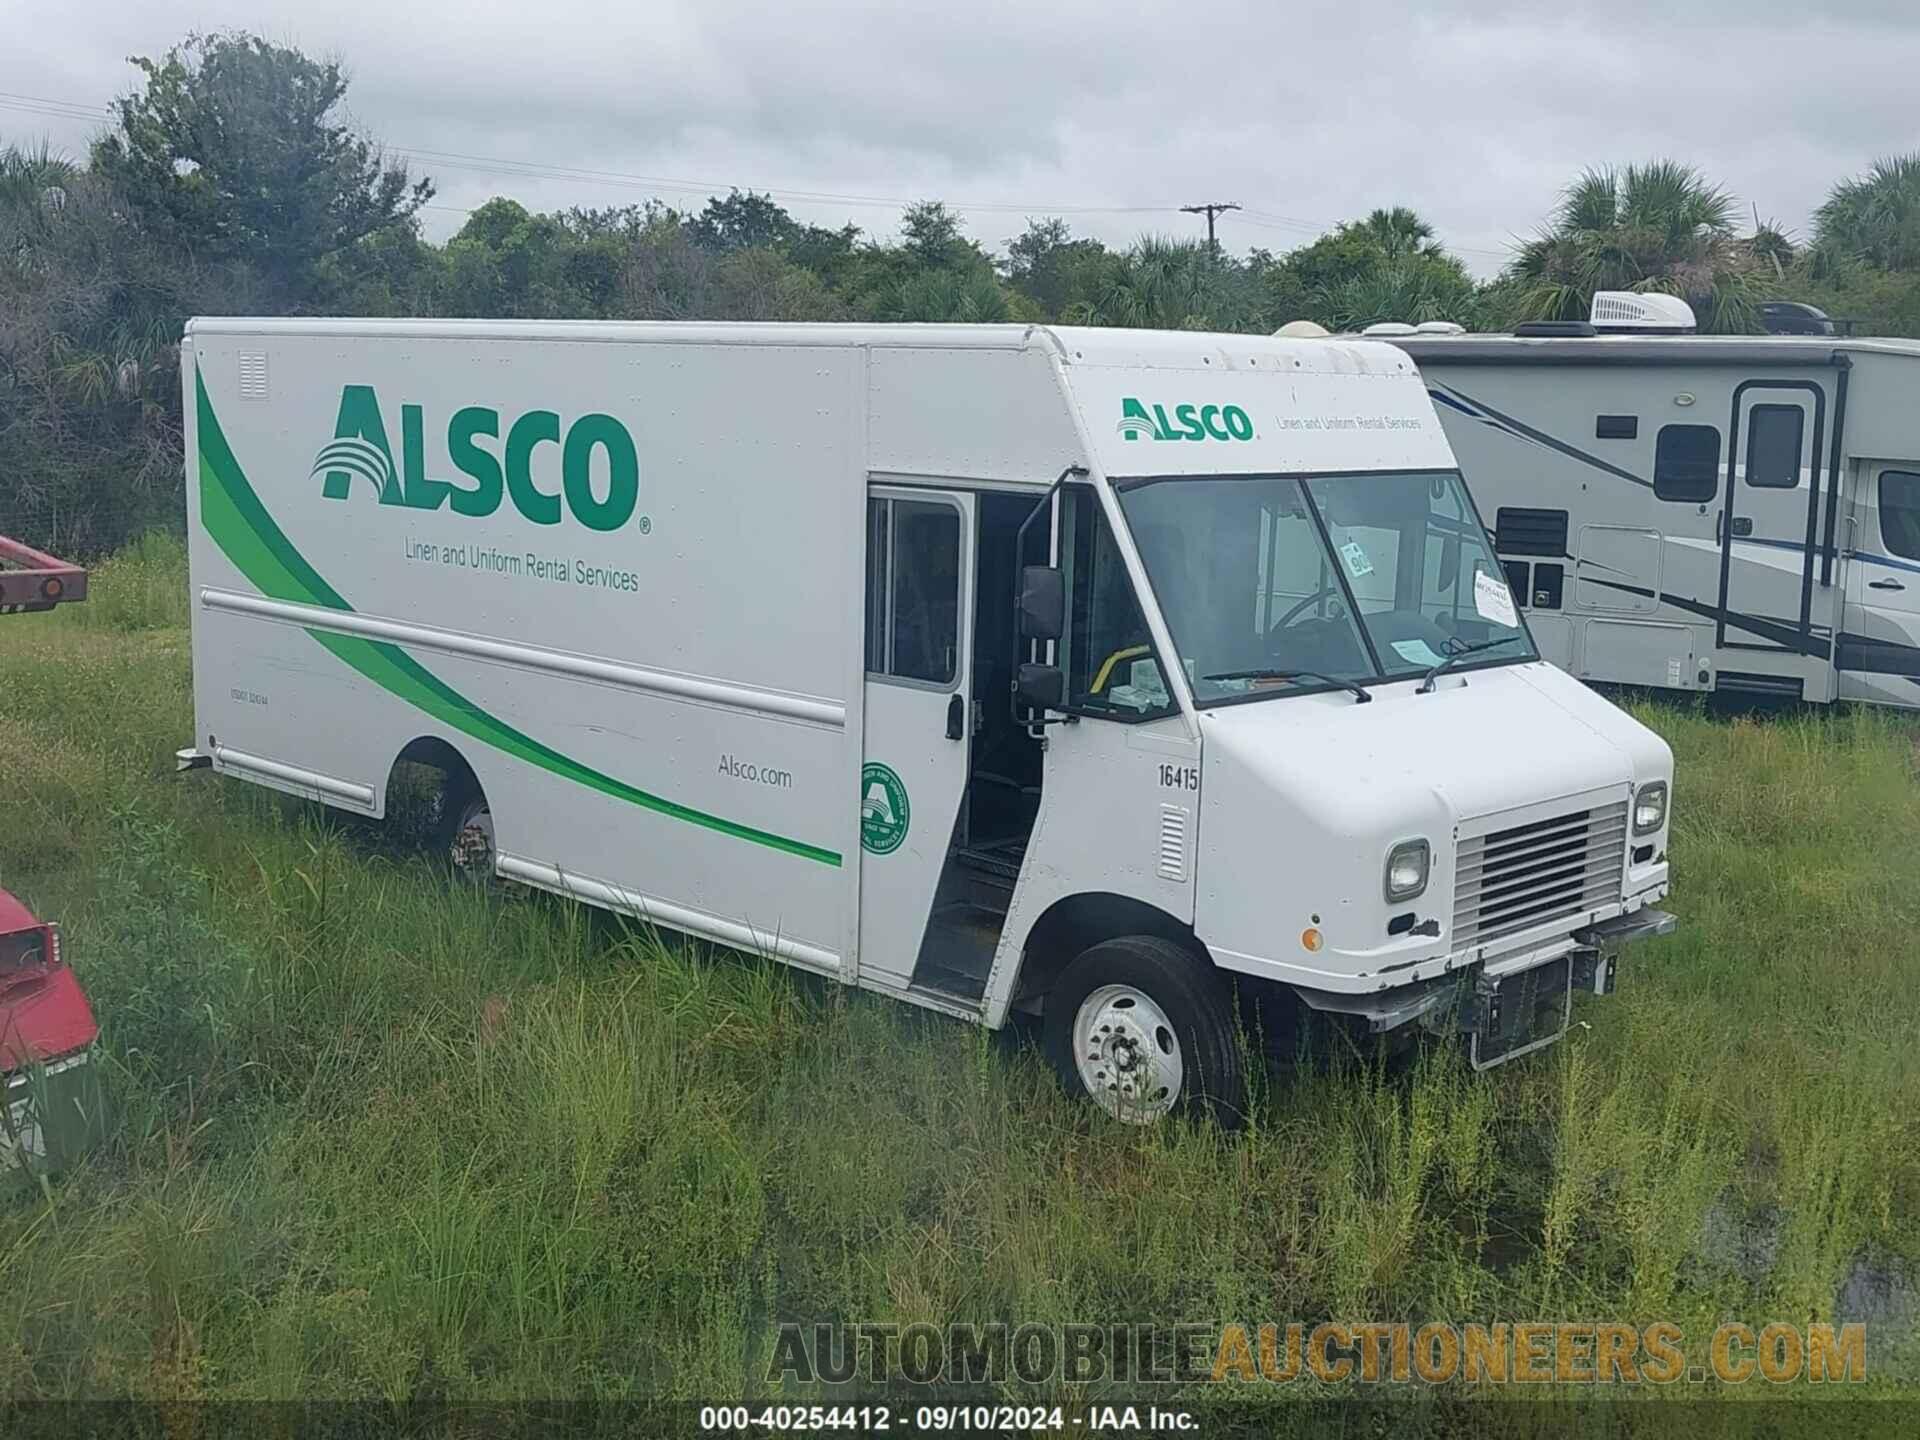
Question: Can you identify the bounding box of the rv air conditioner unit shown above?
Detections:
[1589,291,1697,333]
[1360,322,1419,337]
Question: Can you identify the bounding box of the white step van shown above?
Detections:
[178,321,1675,1120]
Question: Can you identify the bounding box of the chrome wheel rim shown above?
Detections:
[1072,984,1184,1121]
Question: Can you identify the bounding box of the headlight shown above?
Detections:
[1633,781,1669,835]
[1385,839,1431,902]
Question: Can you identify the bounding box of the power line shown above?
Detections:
[0,91,109,123]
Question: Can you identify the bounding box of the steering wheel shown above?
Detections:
[1269,584,1342,635]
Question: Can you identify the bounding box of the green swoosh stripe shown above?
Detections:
[195,373,842,868]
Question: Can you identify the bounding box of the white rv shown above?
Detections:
[177,320,1675,1120]
[1387,295,1920,707]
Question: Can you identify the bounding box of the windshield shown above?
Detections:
[1116,470,1535,706]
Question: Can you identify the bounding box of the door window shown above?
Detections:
[1059,487,1175,720]
[865,496,960,686]
[1881,470,1920,562]
[1745,405,1804,489]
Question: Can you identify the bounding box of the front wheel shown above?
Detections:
[1044,935,1246,1125]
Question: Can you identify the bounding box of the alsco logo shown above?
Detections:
[312,385,641,531]
[1117,397,1256,442]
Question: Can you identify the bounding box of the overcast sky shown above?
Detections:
[3,0,1917,278]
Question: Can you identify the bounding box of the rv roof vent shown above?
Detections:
[1589,291,1696,333]
[1760,300,1835,337]
[1274,320,1331,338]
[1414,321,1467,335]
[1513,320,1598,338]
[1360,322,1419,337]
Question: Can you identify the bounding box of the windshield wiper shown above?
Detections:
[1203,668,1373,703]
[1416,636,1523,694]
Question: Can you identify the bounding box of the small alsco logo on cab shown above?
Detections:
[312,385,641,531]
[1118,397,1256,442]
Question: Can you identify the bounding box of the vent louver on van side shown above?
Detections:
[238,351,269,399]
[1494,507,1570,557]
[1157,806,1189,882]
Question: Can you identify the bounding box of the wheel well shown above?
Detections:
[1013,892,1209,1008]
[383,736,481,827]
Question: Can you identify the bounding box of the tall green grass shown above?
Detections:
[1,542,1917,1422]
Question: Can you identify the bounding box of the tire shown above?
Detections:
[1044,935,1246,1126]
[433,772,496,883]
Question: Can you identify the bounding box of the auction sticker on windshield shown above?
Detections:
[1473,570,1518,628]
[1339,541,1374,578]
[1391,638,1444,666]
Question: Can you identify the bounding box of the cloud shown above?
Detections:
[3,0,1916,275]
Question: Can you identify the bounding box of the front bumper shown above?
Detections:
[1288,907,1678,1059]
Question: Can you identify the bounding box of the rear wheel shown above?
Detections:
[1044,935,1246,1125]
[435,775,496,883]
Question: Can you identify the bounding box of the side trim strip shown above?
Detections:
[212,745,377,808]
[199,587,845,728]
[495,852,842,973]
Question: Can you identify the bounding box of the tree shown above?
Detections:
[2,139,260,552]
[91,32,432,300]
[1004,217,1118,319]
[899,201,976,269]
[1353,206,1442,260]
[687,189,798,253]
[1084,237,1260,331]
[1314,262,1483,332]
[1259,209,1477,331]
[1503,161,1763,333]
[1815,154,1920,274]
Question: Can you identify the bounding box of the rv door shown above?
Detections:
[1716,380,1837,699]
[1839,465,1920,708]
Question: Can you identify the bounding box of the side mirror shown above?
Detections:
[1015,662,1065,713]
[1018,565,1065,641]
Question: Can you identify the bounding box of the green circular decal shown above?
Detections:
[860,762,911,855]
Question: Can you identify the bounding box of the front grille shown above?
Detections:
[1452,800,1627,948]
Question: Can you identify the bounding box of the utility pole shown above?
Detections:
[1181,202,1241,256]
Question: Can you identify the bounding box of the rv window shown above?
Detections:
[1653,425,1721,503]
[1881,470,1920,562]
[864,496,960,686]
[1745,405,1803,489]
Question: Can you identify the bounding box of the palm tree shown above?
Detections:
[0,141,76,240]
[1317,261,1482,331]
[1815,154,1920,273]
[1354,207,1442,260]
[1505,161,1763,333]
[1085,236,1257,331]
